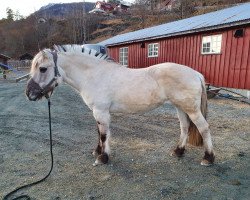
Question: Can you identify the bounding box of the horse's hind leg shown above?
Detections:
[188,111,215,165]
[92,109,111,166]
[173,108,190,157]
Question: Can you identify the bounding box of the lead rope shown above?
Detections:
[3,97,54,200]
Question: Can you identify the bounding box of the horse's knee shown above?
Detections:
[188,113,211,140]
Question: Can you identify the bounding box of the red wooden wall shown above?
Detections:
[108,26,250,89]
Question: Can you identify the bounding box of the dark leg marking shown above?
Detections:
[93,123,102,156]
[94,122,109,164]
[97,153,109,164]
[174,146,185,157]
[101,134,107,143]
[203,151,215,164]
[99,134,107,163]
[94,144,102,156]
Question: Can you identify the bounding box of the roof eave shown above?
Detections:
[0,54,11,60]
[105,19,250,47]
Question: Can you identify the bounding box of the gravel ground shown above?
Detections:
[0,81,249,200]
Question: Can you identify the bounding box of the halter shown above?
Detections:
[41,51,61,97]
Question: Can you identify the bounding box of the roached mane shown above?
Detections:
[53,44,114,62]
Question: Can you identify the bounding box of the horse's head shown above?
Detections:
[26,49,62,101]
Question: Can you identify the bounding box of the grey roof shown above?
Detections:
[99,3,250,47]
[0,53,11,59]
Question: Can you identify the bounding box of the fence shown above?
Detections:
[0,60,31,81]
[8,60,32,70]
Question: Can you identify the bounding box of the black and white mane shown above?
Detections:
[53,44,114,62]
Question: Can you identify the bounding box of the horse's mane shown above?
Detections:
[53,44,114,62]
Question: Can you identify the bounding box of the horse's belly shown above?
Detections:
[110,102,163,113]
[110,92,166,113]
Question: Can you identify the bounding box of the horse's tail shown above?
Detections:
[188,76,207,146]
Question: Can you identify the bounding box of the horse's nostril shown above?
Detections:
[28,94,37,101]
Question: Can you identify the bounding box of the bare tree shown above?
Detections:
[173,0,195,19]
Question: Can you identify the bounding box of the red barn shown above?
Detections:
[99,3,250,90]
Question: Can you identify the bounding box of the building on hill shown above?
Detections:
[99,3,250,90]
[89,0,131,14]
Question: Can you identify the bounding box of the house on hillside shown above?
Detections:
[99,3,250,90]
[96,1,114,12]
[89,0,131,14]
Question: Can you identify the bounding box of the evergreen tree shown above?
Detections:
[14,10,24,20]
[6,8,14,20]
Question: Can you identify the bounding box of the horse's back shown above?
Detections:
[149,62,201,79]
[148,62,203,87]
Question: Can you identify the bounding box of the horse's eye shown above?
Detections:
[39,67,47,73]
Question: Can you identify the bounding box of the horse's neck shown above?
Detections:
[57,53,118,92]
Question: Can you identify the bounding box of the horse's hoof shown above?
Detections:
[200,159,213,166]
[93,153,109,166]
[93,161,100,166]
[171,146,185,157]
[92,150,97,157]
[93,159,103,166]
[201,151,215,166]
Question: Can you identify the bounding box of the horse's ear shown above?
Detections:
[41,49,51,60]
[53,44,59,52]
[42,50,47,59]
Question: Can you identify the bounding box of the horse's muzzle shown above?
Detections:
[26,78,53,101]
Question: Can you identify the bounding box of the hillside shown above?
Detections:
[1,0,250,58]
[36,2,95,19]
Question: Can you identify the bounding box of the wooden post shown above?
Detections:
[3,70,6,79]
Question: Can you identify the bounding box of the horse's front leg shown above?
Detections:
[92,109,111,166]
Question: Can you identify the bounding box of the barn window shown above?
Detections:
[202,35,222,54]
[148,43,159,57]
[119,47,128,66]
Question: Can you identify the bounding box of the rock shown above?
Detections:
[230,179,241,186]
[238,152,245,157]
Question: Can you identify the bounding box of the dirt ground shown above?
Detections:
[0,81,249,200]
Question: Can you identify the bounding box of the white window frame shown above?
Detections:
[201,34,222,54]
[148,43,159,57]
[119,47,128,66]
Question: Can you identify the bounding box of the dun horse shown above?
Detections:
[26,45,215,166]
